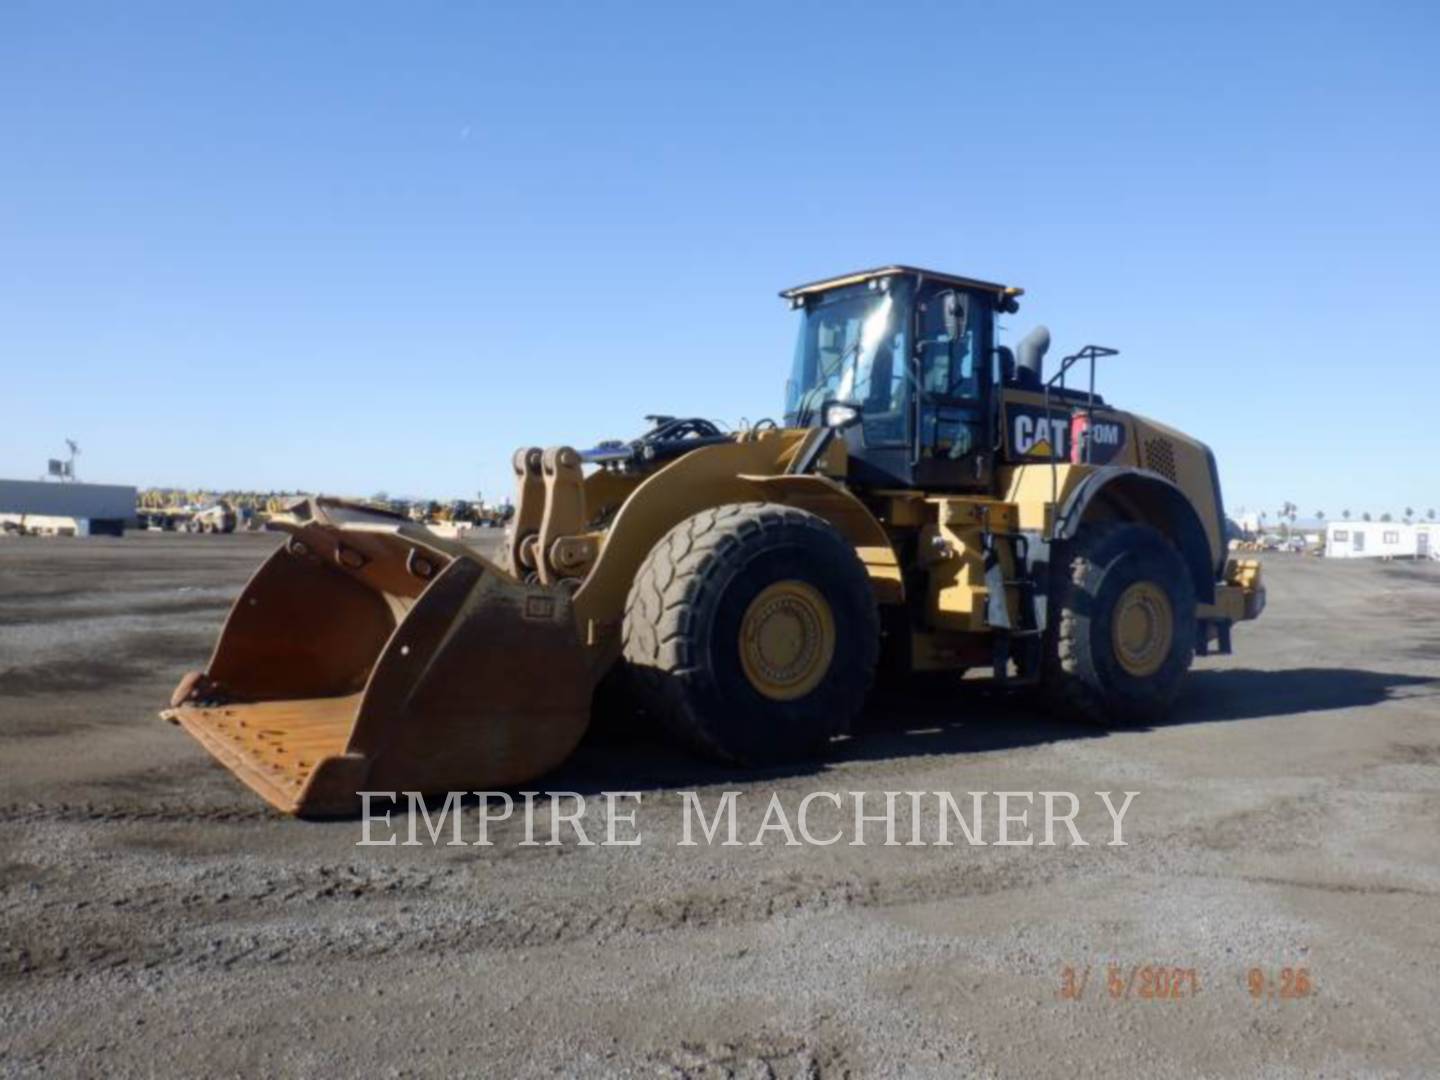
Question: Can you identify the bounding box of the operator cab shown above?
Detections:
[781,265,1022,491]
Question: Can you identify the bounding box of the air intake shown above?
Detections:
[1144,437,1178,483]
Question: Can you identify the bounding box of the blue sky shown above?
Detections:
[2,1,1436,519]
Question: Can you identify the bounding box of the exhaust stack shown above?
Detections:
[1015,325,1051,389]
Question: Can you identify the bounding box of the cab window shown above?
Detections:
[916,286,987,466]
[785,282,911,447]
[917,289,979,401]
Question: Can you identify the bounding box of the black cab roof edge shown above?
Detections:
[779,265,1023,300]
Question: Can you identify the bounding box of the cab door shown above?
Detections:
[911,286,993,490]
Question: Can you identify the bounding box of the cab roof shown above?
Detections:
[779,265,1023,301]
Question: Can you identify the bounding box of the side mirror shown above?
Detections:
[789,402,862,476]
[917,291,966,350]
[822,401,863,431]
[941,291,962,340]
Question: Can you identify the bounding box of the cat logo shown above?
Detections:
[1013,413,1069,458]
[1005,403,1128,464]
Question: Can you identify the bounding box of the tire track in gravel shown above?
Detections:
[648,1031,856,1079]
[6,752,1426,988]
[0,594,234,628]
[0,802,276,825]
[0,854,1068,983]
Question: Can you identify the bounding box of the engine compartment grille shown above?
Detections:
[1144,437,1178,482]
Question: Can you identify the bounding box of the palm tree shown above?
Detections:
[1362,512,1372,522]
[1342,509,1351,521]
[1273,501,1297,539]
[1405,507,1415,523]
[1380,513,1393,523]
[1428,508,1437,521]
[1316,510,1326,523]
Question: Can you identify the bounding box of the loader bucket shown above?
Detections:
[162,500,595,817]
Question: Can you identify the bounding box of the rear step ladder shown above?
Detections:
[983,531,1046,685]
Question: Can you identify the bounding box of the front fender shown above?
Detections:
[739,473,904,606]
[570,439,902,653]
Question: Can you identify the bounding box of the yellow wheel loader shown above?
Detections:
[163,266,1265,816]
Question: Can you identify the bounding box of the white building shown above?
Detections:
[1235,511,1266,536]
[0,479,136,536]
[1325,521,1436,560]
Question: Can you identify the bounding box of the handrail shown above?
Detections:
[1041,345,1119,539]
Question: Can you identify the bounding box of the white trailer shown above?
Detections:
[1325,522,1436,560]
[0,479,136,536]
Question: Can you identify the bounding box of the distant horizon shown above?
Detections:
[1238,509,1438,525]
[8,469,1435,527]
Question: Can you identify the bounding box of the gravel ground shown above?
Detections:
[1,532,1438,1077]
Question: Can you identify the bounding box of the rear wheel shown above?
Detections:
[1044,522,1196,726]
[623,503,879,763]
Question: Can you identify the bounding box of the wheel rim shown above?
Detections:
[1111,580,1174,677]
[738,580,836,701]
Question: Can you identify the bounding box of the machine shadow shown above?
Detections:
[540,665,1439,796]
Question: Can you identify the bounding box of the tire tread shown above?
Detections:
[622,502,878,760]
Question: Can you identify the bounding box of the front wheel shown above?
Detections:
[1044,522,1197,727]
[622,503,879,764]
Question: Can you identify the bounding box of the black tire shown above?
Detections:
[622,502,879,764]
[1044,522,1196,727]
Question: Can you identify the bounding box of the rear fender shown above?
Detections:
[1056,467,1216,604]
